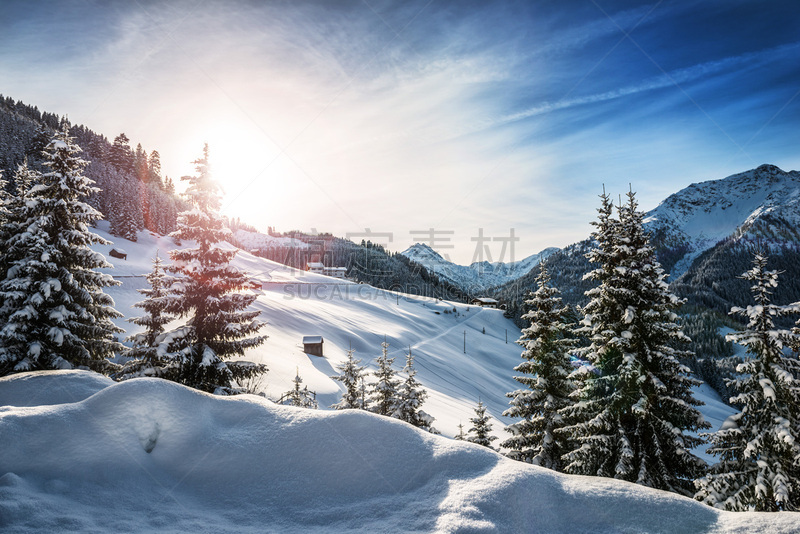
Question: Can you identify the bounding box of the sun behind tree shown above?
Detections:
[161,144,267,393]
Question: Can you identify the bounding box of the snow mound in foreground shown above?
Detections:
[0,369,113,407]
[1,373,797,533]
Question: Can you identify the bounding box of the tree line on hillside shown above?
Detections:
[0,95,186,242]
[244,233,470,302]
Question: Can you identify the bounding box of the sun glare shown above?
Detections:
[172,120,303,231]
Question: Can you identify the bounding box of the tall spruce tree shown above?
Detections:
[694,253,800,511]
[369,341,400,416]
[148,150,163,189]
[117,253,173,380]
[331,348,367,409]
[161,144,267,393]
[110,133,133,174]
[502,263,575,470]
[394,350,435,431]
[562,189,708,495]
[0,127,123,375]
[467,399,497,449]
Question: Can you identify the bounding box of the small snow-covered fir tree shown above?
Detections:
[394,350,436,432]
[455,423,466,441]
[369,341,400,416]
[562,189,708,496]
[109,187,139,242]
[282,370,318,409]
[695,253,800,511]
[118,253,174,379]
[331,348,367,409]
[359,376,369,411]
[502,262,575,470]
[789,315,800,372]
[161,145,267,393]
[0,127,123,375]
[0,166,15,279]
[467,399,497,449]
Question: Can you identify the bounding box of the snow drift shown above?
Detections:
[1,372,797,533]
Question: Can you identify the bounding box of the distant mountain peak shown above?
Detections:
[401,243,557,293]
[645,164,800,278]
[402,242,447,261]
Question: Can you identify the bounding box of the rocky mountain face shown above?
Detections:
[646,164,800,279]
[400,242,559,295]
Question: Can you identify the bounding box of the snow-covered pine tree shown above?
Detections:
[148,150,163,189]
[161,144,267,393]
[455,423,466,441]
[394,350,436,431]
[502,262,575,470]
[790,315,800,372]
[0,126,124,375]
[110,133,134,174]
[467,399,497,449]
[117,253,174,380]
[562,189,708,496]
[0,166,15,278]
[369,341,400,416]
[360,376,370,411]
[694,253,800,511]
[0,162,41,286]
[108,185,139,242]
[282,370,318,409]
[331,348,367,409]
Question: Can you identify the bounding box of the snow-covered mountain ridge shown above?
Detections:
[400,242,559,293]
[643,164,800,278]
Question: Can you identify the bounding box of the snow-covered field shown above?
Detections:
[90,224,736,450]
[93,223,531,440]
[3,224,794,532]
[3,371,798,533]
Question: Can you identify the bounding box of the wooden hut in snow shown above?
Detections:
[303,336,324,357]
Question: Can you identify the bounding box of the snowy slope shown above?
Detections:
[92,222,525,442]
[643,164,800,277]
[87,223,737,461]
[2,372,798,533]
[401,242,558,293]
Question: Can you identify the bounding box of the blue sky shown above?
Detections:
[1,0,799,263]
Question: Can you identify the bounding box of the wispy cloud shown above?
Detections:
[488,40,800,130]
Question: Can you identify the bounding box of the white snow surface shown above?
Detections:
[2,373,799,533]
[85,223,740,450]
[1,224,793,531]
[0,369,113,407]
[401,242,559,292]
